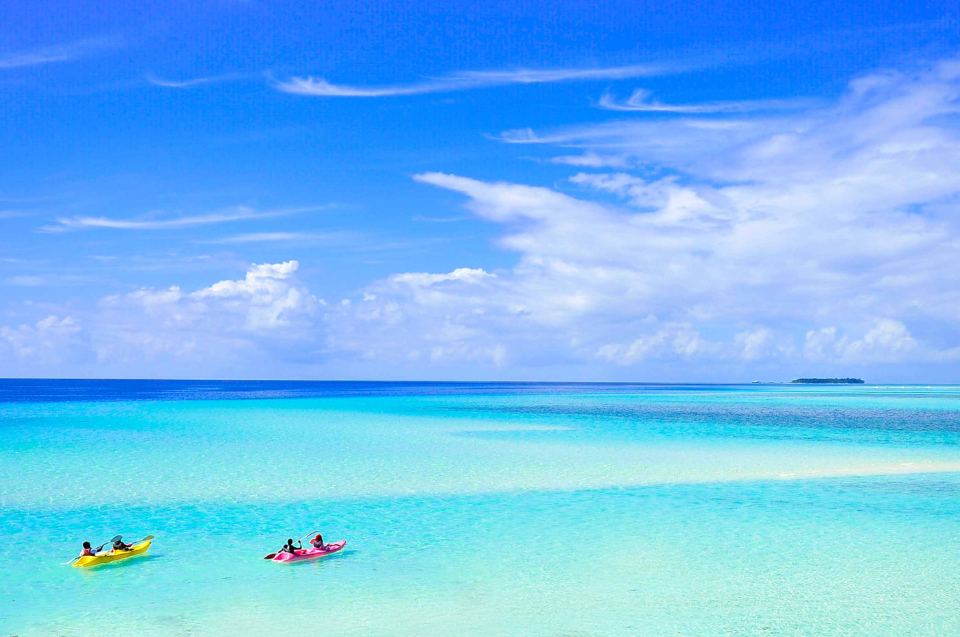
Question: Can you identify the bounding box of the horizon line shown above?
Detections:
[3,378,943,385]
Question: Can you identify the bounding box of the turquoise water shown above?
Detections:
[2,382,959,635]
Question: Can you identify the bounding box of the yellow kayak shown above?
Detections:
[73,540,151,568]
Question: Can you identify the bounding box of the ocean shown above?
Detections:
[2,381,959,636]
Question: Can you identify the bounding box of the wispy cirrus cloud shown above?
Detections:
[146,72,250,88]
[273,63,677,97]
[274,77,448,97]
[5,274,95,287]
[85,253,242,274]
[42,205,326,233]
[0,37,118,69]
[196,231,350,244]
[411,215,470,223]
[549,152,633,168]
[598,88,814,113]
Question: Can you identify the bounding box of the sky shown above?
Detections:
[2,1,960,381]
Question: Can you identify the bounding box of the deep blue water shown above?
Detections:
[0,378,763,402]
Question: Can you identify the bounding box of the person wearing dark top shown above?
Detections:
[310,534,324,550]
[113,538,133,552]
[79,541,97,557]
[280,538,301,554]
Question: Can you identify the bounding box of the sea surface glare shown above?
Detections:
[1,381,959,636]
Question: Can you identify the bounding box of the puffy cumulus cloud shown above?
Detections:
[0,262,324,376]
[0,315,85,364]
[99,260,316,334]
[804,320,923,364]
[191,261,311,330]
[391,267,495,288]
[592,326,791,367]
[734,328,778,361]
[193,261,298,298]
[322,266,513,368]
[844,320,919,362]
[597,326,719,365]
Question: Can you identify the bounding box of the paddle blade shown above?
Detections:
[100,534,122,548]
[141,535,155,542]
[263,553,277,560]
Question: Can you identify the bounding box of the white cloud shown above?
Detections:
[44,206,324,232]
[735,328,775,361]
[391,268,495,287]
[804,327,840,361]
[196,232,343,244]
[805,320,920,364]
[498,127,540,143]
[6,276,49,287]
[598,89,812,113]
[1,315,83,363]
[597,326,717,365]
[146,73,247,88]
[5,273,94,287]
[275,77,447,97]
[454,65,673,84]
[844,320,919,361]
[569,172,716,223]
[79,262,321,372]
[0,38,117,69]
[549,152,633,168]
[274,63,672,98]
[190,261,315,330]
[411,215,469,223]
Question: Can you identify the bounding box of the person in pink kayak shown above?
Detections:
[279,538,302,555]
[310,533,325,550]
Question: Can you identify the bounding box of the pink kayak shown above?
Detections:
[271,540,347,563]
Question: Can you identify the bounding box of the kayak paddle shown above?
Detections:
[110,534,155,551]
[263,530,319,560]
[62,534,122,565]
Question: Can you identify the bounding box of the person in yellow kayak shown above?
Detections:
[112,538,134,552]
[279,538,302,555]
[79,541,98,557]
[310,533,325,550]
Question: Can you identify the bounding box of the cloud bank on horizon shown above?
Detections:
[2,3,959,380]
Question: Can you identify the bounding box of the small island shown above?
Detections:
[790,378,865,384]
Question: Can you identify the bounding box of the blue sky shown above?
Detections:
[2,1,960,381]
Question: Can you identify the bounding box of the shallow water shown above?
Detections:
[2,382,959,636]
